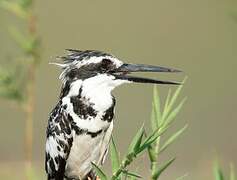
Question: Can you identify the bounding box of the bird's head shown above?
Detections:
[52,49,181,95]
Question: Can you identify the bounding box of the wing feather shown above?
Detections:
[45,103,73,180]
[99,121,114,165]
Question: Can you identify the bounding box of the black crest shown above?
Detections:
[59,49,113,63]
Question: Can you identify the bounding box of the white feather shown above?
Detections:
[65,122,114,179]
[81,74,128,111]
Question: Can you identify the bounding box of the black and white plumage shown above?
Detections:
[45,49,181,180]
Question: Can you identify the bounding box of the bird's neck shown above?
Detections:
[61,79,115,112]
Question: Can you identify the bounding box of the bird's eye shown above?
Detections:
[101,59,112,70]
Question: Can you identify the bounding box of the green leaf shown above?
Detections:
[163,89,171,116]
[151,92,161,155]
[110,136,120,174]
[150,102,161,156]
[153,86,162,126]
[26,165,40,180]
[0,88,22,101]
[213,160,225,180]
[0,0,28,19]
[91,162,107,180]
[0,68,23,102]
[8,26,37,54]
[159,125,188,154]
[147,144,156,163]
[150,107,157,132]
[122,170,142,179]
[138,128,164,154]
[162,98,187,129]
[162,77,187,121]
[152,157,176,179]
[8,26,30,51]
[127,125,144,154]
[230,163,236,180]
[128,175,137,180]
[19,0,32,10]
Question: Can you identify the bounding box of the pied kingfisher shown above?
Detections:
[45,49,181,180]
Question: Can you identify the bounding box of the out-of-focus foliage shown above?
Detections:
[0,0,41,104]
[0,0,41,179]
[214,161,236,180]
[0,67,23,101]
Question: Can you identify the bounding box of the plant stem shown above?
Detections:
[24,62,35,169]
[24,10,38,173]
[111,156,133,180]
[150,135,160,179]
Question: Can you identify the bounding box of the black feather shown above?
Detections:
[59,49,113,63]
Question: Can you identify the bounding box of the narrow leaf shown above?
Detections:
[153,86,162,125]
[147,144,156,163]
[0,68,23,101]
[163,89,172,116]
[151,102,161,155]
[152,157,176,179]
[162,98,187,128]
[110,136,120,174]
[26,166,40,180]
[127,125,144,154]
[138,129,164,154]
[122,170,142,179]
[0,1,28,19]
[162,77,187,120]
[159,125,188,154]
[150,107,157,132]
[230,163,236,180]
[142,127,160,146]
[19,0,32,10]
[8,26,30,51]
[91,162,107,180]
[213,160,225,180]
[8,26,37,54]
[128,175,137,180]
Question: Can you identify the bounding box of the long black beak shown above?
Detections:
[113,63,182,85]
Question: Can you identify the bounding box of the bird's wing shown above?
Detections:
[99,121,114,165]
[45,104,73,180]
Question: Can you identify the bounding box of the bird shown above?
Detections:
[45,49,181,180]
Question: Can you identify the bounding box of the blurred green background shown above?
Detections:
[0,0,237,179]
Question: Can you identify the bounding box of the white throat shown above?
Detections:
[64,75,128,112]
[81,74,126,111]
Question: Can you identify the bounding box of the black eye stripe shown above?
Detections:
[65,59,117,81]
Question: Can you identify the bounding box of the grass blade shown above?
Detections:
[8,26,31,53]
[128,176,137,180]
[163,89,171,116]
[110,136,120,174]
[147,144,156,163]
[213,160,225,180]
[151,106,157,132]
[153,86,162,126]
[91,162,107,180]
[127,125,144,154]
[159,125,188,154]
[162,77,187,120]
[152,157,176,179]
[0,0,28,19]
[138,128,165,154]
[122,170,142,179]
[162,98,187,128]
[230,163,236,180]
